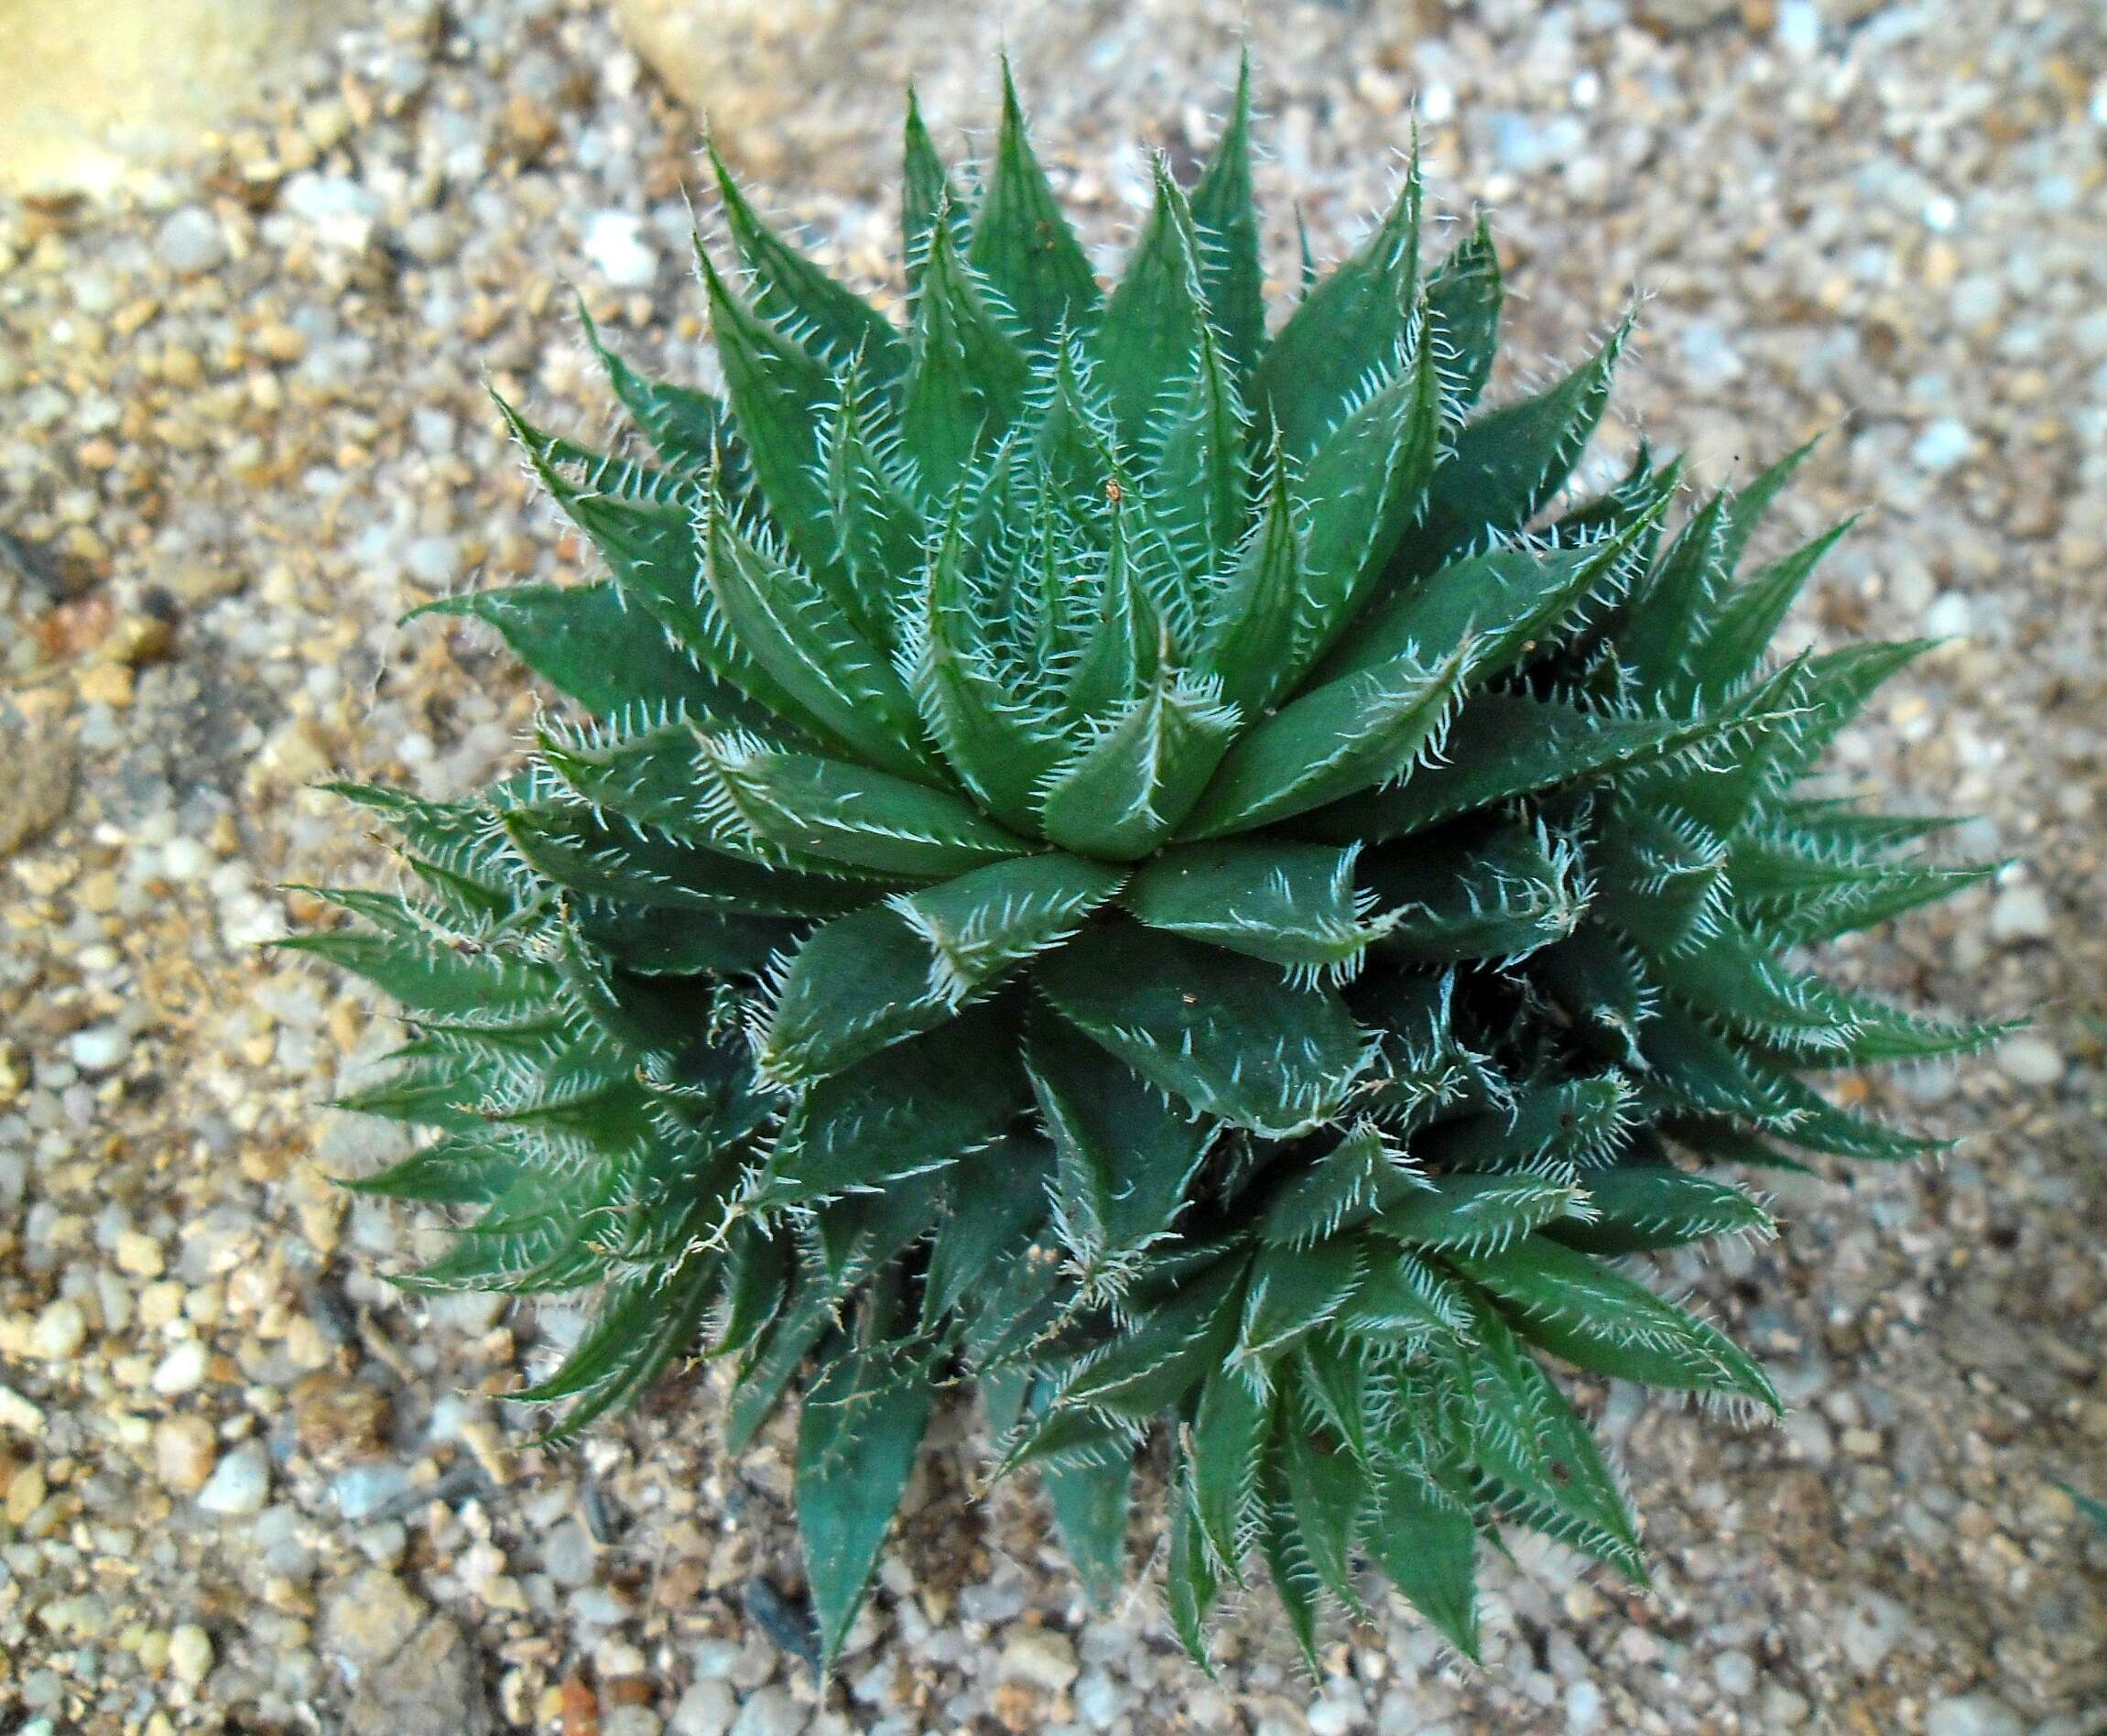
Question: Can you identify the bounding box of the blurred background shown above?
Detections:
[0,2,2102,1732]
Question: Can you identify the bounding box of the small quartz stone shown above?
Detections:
[30,1298,86,1361]
[196,1440,270,1515]
[168,1622,214,1687]
[154,1414,218,1493]
[156,209,227,275]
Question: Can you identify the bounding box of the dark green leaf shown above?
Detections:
[969,62,1100,346]
[798,1335,934,1669]
[1036,918,1369,1138]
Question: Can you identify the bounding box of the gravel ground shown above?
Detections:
[1,1,2103,1731]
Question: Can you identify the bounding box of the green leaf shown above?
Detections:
[969,62,1101,347]
[1417,1075,1635,1174]
[1371,1172,1588,1256]
[696,243,840,573]
[1060,498,1165,722]
[339,1133,519,1205]
[1767,638,1938,787]
[902,85,964,302]
[1189,51,1265,384]
[322,783,518,901]
[1235,1235,1368,1367]
[1044,1454,1134,1611]
[1369,819,1588,966]
[1425,214,1502,411]
[1594,804,1731,960]
[576,297,728,472]
[1452,1234,1780,1408]
[758,854,1121,1086]
[1038,669,1240,859]
[517,1253,720,1442]
[1255,1457,1323,1667]
[1024,1004,1214,1294]
[815,359,927,649]
[699,490,939,785]
[1451,1298,1645,1579]
[1616,489,1729,694]
[1036,918,1369,1138]
[1179,643,1471,841]
[1640,917,1993,1063]
[1365,1468,1481,1660]
[1167,1457,1223,1670]
[1689,519,1855,697]
[709,143,907,382]
[901,212,1031,496]
[744,1004,1028,1214]
[1294,1335,1379,1469]
[409,581,720,720]
[907,487,1069,832]
[1552,1165,1775,1254]
[1284,1426,1369,1612]
[1719,433,1824,575]
[1148,312,1248,579]
[1201,442,1302,717]
[1055,1253,1244,1418]
[1284,316,1448,681]
[1335,1248,1472,1344]
[1309,684,1788,843]
[1388,314,1631,578]
[1094,159,1211,444]
[1253,162,1421,461]
[694,737,1027,878]
[1191,1365,1272,1572]
[1124,841,1397,976]
[919,1136,1054,1331]
[896,851,1126,997]
[755,906,951,1087]
[1259,1122,1432,1249]
[282,929,554,1023]
[797,1335,933,1670]
[503,798,866,917]
[1320,500,1665,689]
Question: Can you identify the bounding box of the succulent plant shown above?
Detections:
[297,62,1999,1670]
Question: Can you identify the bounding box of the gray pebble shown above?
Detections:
[727,1685,808,1736]
[1925,1695,2025,1736]
[544,1516,597,1588]
[197,1441,271,1516]
[66,1025,129,1073]
[157,208,227,275]
[670,1679,737,1736]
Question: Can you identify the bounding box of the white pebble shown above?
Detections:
[66,1025,129,1073]
[168,1622,214,1687]
[669,1678,736,1736]
[1712,1649,1757,1697]
[1776,0,1821,55]
[1986,884,2052,943]
[1925,1694,2025,1736]
[281,172,383,252]
[583,211,659,288]
[30,1299,87,1361]
[156,209,227,275]
[159,837,212,881]
[1923,591,1973,639]
[999,1626,1080,1691]
[196,1440,271,1515]
[1564,1680,1603,1732]
[151,1340,208,1396]
[1995,1035,2062,1088]
[1910,418,1973,473]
